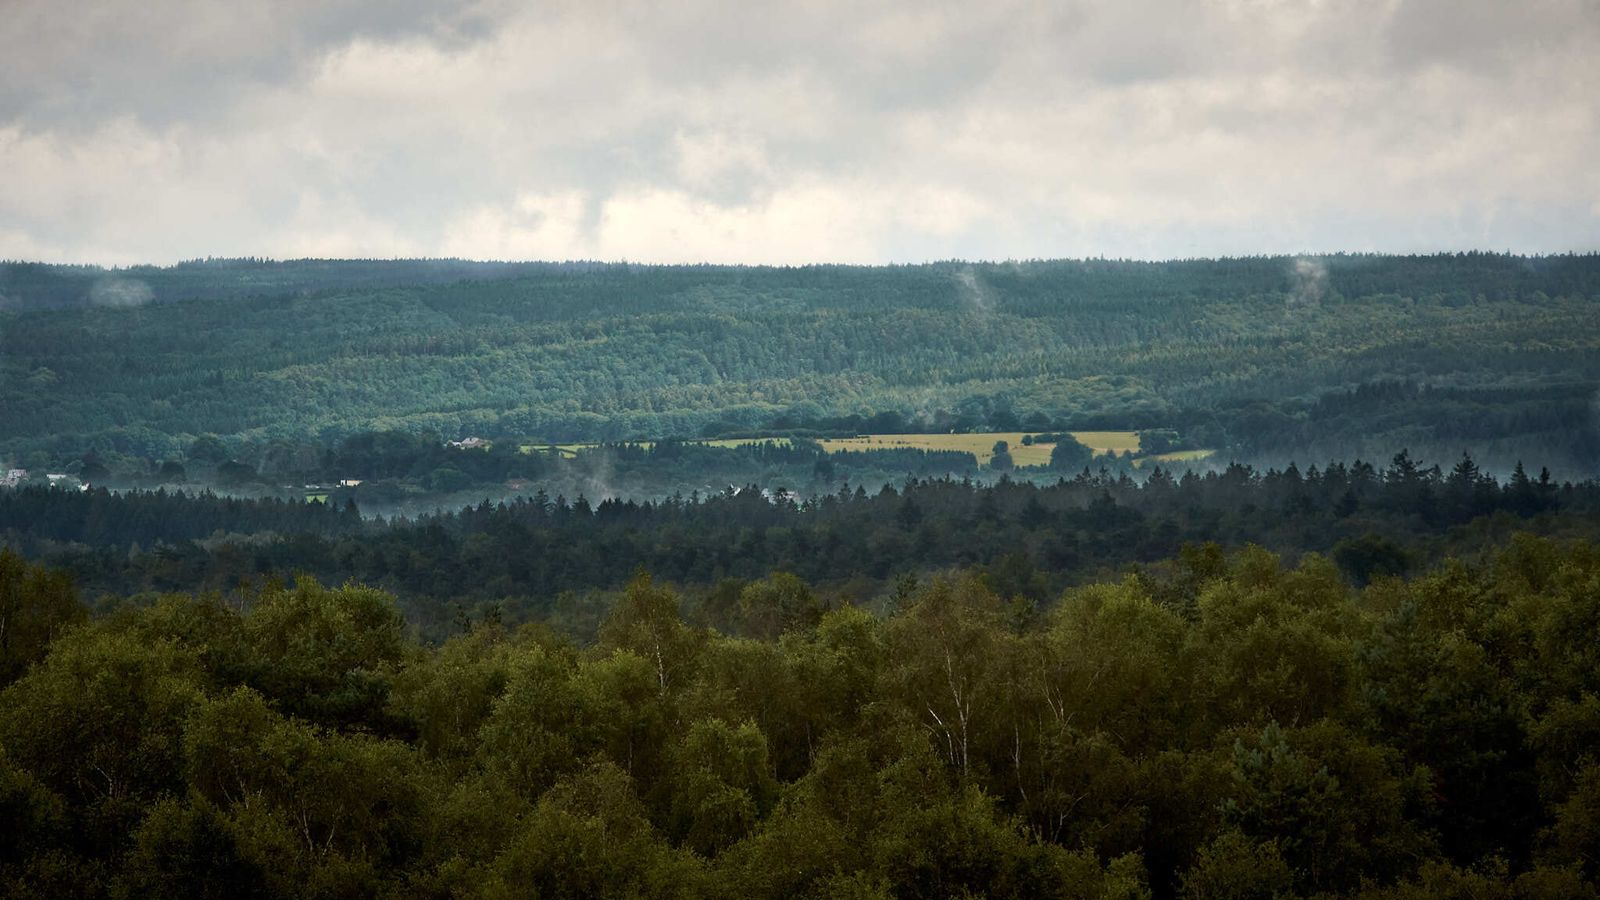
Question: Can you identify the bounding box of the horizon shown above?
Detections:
[8,247,1600,271]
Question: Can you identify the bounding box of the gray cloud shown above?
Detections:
[0,0,1596,264]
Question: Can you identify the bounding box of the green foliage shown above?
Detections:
[236,580,408,729]
[737,571,824,640]
[1,538,1599,894]
[599,571,702,693]
[1049,432,1096,471]
[990,440,1015,472]
[0,547,85,686]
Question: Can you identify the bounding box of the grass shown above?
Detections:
[1135,449,1218,468]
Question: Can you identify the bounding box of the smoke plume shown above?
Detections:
[954,265,995,313]
[89,278,154,308]
[1288,258,1328,309]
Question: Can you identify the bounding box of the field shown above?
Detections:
[814,431,1141,467]
[520,432,1146,466]
[522,437,793,458]
[1136,449,1218,468]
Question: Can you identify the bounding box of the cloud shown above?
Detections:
[0,0,1597,264]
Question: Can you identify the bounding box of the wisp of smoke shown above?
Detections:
[89,278,154,308]
[954,265,994,313]
[1288,258,1328,309]
[1286,256,1324,307]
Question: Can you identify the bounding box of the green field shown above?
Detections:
[1136,448,1218,468]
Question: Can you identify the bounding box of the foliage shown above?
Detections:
[1,537,1599,894]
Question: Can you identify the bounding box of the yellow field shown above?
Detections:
[815,432,1141,467]
[1068,431,1143,454]
[521,432,1154,468]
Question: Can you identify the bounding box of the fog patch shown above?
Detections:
[90,278,154,308]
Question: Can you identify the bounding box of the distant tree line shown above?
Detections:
[3,451,1593,638]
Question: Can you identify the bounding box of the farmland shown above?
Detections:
[815,431,1142,467]
[522,431,1150,468]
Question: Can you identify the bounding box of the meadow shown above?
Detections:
[1136,448,1218,468]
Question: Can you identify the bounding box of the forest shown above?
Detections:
[5,254,1600,896]
[5,528,1600,898]
[2,450,1591,637]
[5,252,1600,478]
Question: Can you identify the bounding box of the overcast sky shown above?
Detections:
[1,0,1597,265]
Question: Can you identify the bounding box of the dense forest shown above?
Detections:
[6,254,1600,896]
[9,431,1002,517]
[3,450,1595,639]
[5,253,1600,477]
[5,531,1600,897]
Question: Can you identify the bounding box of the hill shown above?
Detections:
[4,253,1599,475]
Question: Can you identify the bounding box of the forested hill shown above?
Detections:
[0,257,589,311]
[4,253,1600,472]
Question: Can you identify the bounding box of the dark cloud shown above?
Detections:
[1384,0,1597,72]
[0,0,499,127]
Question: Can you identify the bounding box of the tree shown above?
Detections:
[1332,533,1410,585]
[599,572,700,693]
[187,435,229,463]
[989,441,1014,472]
[0,548,84,686]
[0,626,206,853]
[236,580,408,730]
[736,571,823,640]
[1049,435,1095,472]
[1138,429,1180,455]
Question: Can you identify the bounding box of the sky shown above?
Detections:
[1,0,1597,265]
